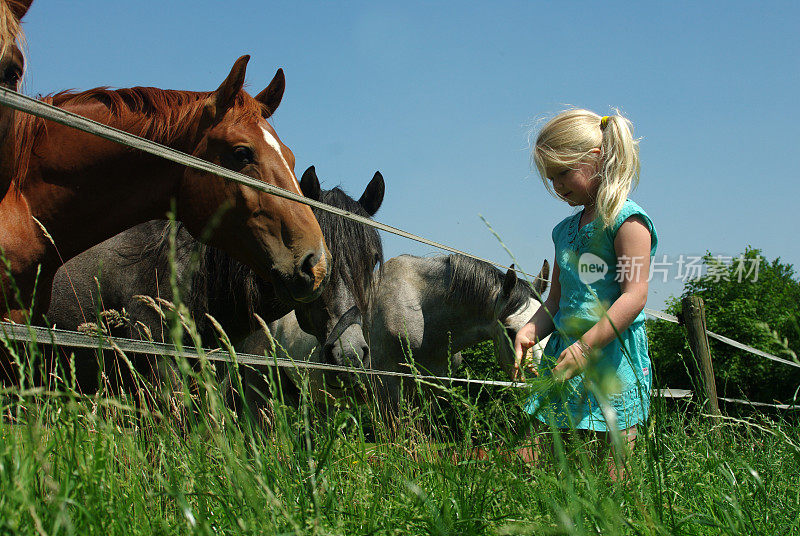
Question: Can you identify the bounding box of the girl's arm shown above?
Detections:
[512,254,561,380]
[553,216,652,380]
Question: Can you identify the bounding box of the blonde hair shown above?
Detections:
[532,108,640,229]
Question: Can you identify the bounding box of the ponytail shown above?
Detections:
[595,113,640,229]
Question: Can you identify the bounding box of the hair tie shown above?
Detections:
[600,116,610,130]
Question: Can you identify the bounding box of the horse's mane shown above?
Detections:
[312,186,384,315]
[0,1,25,58]
[11,85,267,191]
[447,255,536,320]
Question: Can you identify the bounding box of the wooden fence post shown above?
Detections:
[681,295,722,429]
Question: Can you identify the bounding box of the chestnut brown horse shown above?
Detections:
[0,55,329,326]
[0,0,32,196]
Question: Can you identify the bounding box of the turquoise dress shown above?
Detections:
[524,199,658,431]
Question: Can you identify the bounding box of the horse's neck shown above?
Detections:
[416,259,498,352]
[19,101,201,261]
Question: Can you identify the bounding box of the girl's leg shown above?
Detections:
[516,419,566,466]
[515,419,546,464]
[602,425,637,481]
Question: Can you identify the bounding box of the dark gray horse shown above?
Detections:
[46,166,384,397]
[242,255,549,414]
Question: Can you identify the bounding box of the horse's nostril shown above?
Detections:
[325,340,367,367]
[300,250,322,281]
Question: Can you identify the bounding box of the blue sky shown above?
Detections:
[19,1,800,310]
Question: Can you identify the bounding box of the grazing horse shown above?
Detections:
[367,255,549,415]
[243,255,550,414]
[365,255,549,414]
[0,55,329,326]
[46,166,384,395]
[0,0,32,196]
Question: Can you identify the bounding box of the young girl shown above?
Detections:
[513,109,657,475]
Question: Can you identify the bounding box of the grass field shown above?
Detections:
[1,337,798,536]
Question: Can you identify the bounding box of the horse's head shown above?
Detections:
[177,56,329,303]
[293,165,385,387]
[491,260,550,378]
[0,0,31,157]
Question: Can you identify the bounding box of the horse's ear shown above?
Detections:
[255,68,285,119]
[299,165,321,201]
[501,264,517,299]
[493,264,518,319]
[207,55,249,122]
[532,259,550,298]
[358,171,385,216]
[9,0,33,20]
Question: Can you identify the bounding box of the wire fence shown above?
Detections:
[1,87,798,410]
[0,321,694,399]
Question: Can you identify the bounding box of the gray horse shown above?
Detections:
[366,255,549,412]
[241,255,549,414]
[46,166,384,397]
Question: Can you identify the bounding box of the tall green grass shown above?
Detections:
[2,236,799,535]
[1,325,799,535]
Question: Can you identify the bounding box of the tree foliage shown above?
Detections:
[649,247,800,403]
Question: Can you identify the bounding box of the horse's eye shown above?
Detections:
[1,65,21,87]
[233,146,254,165]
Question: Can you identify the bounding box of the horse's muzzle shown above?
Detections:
[270,246,330,303]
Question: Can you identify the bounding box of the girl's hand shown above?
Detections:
[512,323,537,381]
[553,341,590,381]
